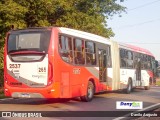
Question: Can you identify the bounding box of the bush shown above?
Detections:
[0,39,4,88]
[0,69,3,88]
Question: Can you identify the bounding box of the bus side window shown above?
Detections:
[144,55,148,69]
[127,51,133,68]
[120,49,127,68]
[74,38,85,65]
[59,35,73,63]
[133,52,138,68]
[85,41,96,65]
[147,56,151,69]
[140,54,144,69]
[107,46,112,67]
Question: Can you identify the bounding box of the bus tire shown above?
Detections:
[125,80,132,94]
[145,78,151,90]
[149,77,152,85]
[144,86,150,90]
[80,81,94,102]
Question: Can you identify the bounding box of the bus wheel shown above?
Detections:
[144,86,150,90]
[145,78,151,90]
[125,80,132,94]
[80,81,94,102]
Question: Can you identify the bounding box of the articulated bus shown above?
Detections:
[4,27,156,102]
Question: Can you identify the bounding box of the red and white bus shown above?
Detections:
[4,27,156,102]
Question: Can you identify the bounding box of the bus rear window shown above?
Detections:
[7,30,51,54]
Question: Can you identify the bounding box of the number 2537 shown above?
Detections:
[9,64,21,68]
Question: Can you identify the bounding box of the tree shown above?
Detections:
[0,0,27,37]
[0,0,125,37]
[13,0,125,38]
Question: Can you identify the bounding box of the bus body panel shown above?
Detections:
[4,28,59,98]
[118,43,154,89]
[6,55,48,87]
[119,69,150,88]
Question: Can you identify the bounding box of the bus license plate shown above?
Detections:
[21,93,30,98]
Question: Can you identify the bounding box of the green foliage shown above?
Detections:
[0,87,5,99]
[0,0,28,36]
[11,0,125,37]
[0,40,4,87]
[0,0,126,87]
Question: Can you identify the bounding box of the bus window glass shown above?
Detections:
[59,35,73,63]
[143,55,148,69]
[120,49,127,68]
[147,56,152,69]
[107,46,112,67]
[18,34,40,49]
[140,54,145,69]
[85,41,96,65]
[133,52,138,68]
[74,39,85,65]
[8,34,16,52]
[8,30,51,53]
[127,51,133,68]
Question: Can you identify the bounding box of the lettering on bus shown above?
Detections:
[11,69,20,73]
[9,64,21,69]
[73,68,81,74]
[10,82,22,86]
[32,75,46,79]
[38,67,46,73]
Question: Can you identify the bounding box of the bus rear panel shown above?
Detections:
[4,28,57,98]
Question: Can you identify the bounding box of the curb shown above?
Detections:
[113,103,160,120]
[0,98,13,101]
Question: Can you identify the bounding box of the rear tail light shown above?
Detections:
[48,61,53,85]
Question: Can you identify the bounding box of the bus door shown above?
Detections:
[98,49,107,82]
[136,58,141,86]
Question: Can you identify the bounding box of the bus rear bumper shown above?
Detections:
[4,82,61,99]
[12,92,44,98]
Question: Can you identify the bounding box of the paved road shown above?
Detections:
[0,86,160,120]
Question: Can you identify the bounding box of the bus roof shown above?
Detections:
[119,43,154,57]
[58,27,111,45]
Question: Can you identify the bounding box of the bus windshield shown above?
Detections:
[7,30,51,54]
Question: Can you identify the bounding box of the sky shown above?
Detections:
[107,0,160,60]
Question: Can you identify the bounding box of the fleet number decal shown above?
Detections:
[73,68,81,74]
[38,67,46,73]
[9,64,21,69]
